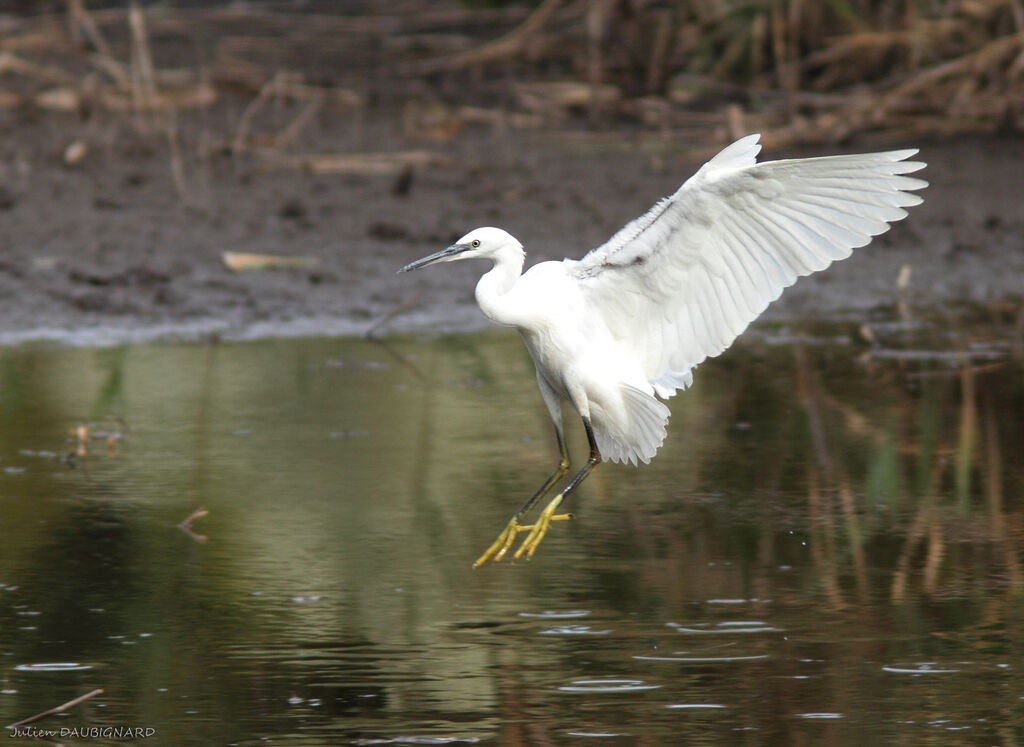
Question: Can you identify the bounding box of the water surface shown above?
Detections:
[1,318,1023,744]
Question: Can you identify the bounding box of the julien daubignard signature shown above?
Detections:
[7,725,156,740]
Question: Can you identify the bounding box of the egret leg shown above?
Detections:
[513,421,601,561]
[474,418,603,566]
[473,425,571,567]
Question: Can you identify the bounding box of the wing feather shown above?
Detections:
[572,134,927,393]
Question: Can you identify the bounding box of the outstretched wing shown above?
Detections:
[571,134,927,397]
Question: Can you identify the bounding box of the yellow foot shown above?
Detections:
[513,494,571,561]
[473,516,530,568]
[473,497,573,567]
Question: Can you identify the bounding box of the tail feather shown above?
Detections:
[591,384,670,465]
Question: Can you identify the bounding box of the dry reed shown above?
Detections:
[0,2,1019,173]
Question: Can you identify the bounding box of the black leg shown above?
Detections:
[511,417,603,561]
[513,424,571,520]
[552,417,601,507]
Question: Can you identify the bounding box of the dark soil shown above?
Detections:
[1,100,1022,346]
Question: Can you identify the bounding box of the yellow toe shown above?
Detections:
[473,517,527,567]
[514,494,567,561]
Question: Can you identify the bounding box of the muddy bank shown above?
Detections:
[0,106,1021,346]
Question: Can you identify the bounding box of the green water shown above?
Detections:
[1,322,1023,744]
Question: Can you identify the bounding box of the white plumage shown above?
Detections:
[399,133,927,564]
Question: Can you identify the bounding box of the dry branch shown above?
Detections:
[128,1,158,123]
[177,506,208,543]
[0,51,74,84]
[878,31,1024,114]
[400,0,565,74]
[7,688,104,730]
[232,71,360,153]
[270,151,456,175]
[67,0,115,59]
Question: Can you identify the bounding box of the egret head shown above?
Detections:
[398,227,523,273]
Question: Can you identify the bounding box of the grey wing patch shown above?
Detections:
[574,133,765,280]
[574,197,676,279]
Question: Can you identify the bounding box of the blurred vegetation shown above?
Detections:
[0,0,1021,164]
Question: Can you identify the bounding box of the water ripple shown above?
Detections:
[558,678,661,694]
[667,703,727,710]
[518,610,590,619]
[882,662,961,675]
[539,625,612,636]
[351,737,479,745]
[667,621,781,635]
[798,712,844,720]
[635,653,769,663]
[15,662,92,672]
[566,732,624,738]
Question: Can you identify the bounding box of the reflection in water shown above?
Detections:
[0,316,1022,743]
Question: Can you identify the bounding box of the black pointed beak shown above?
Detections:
[398,243,466,273]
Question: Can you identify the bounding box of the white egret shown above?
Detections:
[399,134,927,567]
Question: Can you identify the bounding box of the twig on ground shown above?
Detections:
[270,151,456,175]
[221,252,320,271]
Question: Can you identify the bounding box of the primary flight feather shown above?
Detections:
[399,134,927,565]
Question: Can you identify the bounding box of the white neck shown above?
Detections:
[474,245,526,326]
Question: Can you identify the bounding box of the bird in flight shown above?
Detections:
[399,134,927,567]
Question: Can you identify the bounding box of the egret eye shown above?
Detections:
[471,239,481,248]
